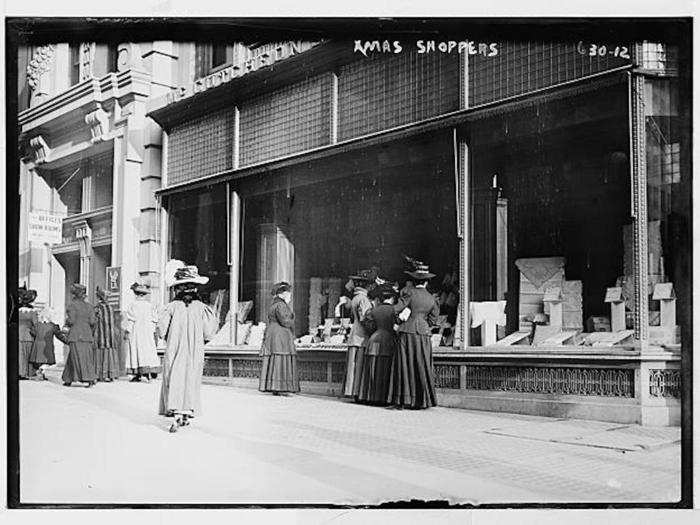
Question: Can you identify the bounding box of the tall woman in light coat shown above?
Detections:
[158,260,216,433]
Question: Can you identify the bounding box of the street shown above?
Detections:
[19,370,681,505]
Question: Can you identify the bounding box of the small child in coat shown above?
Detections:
[30,308,68,380]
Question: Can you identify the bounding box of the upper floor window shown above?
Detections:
[70,44,81,85]
[195,43,236,78]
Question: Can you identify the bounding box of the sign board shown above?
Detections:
[604,287,624,303]
[28,212,63,244]
[106,267,121,294]
[163,41,318,106]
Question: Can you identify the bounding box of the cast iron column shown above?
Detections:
[629,47,650,346]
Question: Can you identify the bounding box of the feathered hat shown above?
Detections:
[164,259,209,288]
[403,254,435,280]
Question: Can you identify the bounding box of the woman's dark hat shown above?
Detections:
[70,283,87,298]
[403,256,436,280]
[348,268,376,284]
[271,281,292,296]
[370,282,399,300]
[18,284,38,305]
[130,282,150,295]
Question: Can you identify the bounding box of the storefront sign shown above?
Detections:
[165,41,318,106]
[28,212,63,244]
[106,266,121,293]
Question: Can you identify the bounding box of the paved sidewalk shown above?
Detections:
[19,371,681,505]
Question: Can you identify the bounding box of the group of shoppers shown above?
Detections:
[17,281,162,387]
[256,257,441,410]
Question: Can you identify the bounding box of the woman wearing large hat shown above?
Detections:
[124,281,161,382]
[387,259,440,409]
[342,268,376,398]
[158,260,217,432]
[355,282,399,405]
[62,283,98,387]
[259,281,300,395]
[17,284,39,380]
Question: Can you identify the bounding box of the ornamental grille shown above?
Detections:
[202,357,229,377]
[299,360,328,382]
[649,369,681,398]
[468,41,631,107]
[337,50,460,140]
[330,361,346,384]
[459,365,634,397]
[435,364,461,389]
[232,358,262,379]
[167,110,236,186]
[239,75,332,167]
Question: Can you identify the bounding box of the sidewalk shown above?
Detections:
[19,370,681,505]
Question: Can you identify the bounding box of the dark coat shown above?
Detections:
[19,308,37,342]
[66,299,96,342]
[261,297,296,356]
[364,304,397,357]
[394,287,440,335]
[30,321,64,365]
[94,300,118,349]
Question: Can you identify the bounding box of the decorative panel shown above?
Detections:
[239,75,332,167]
[338,50,460,140]
[203,357,229,377]
[167,110,236,186]
[461,365,634,397]
[299,360,327,382]
[331,361,346,384]
[649,369,681,398]
[435,364,460,389]
[231,358,262,379]
[469,41,631,107]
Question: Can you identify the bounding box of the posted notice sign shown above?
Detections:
[28,212,63,244]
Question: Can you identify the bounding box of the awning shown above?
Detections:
[156,64,634,198]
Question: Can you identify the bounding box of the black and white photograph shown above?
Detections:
[3,8,695,516]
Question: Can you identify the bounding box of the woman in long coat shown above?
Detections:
[388,261,440,409]
[355,283,398,405]
[125,283,161,382]
[62,283,98,387]
[343,270,374,397]
[259,281,300,395]
[29,307,66,380]
[94,287,120,382]
[158,261,216,432]
[18,285,38,380]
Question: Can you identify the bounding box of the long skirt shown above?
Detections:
[387,333,437,409]
[19,341,37,378]
[95,346,121,380]
[356,354,393,405]
[259,354,299,393]
[343,345,366,397]
[62,342,97,384]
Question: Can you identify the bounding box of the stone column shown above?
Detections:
[75,220,93,292]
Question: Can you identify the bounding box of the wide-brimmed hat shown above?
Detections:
[130,282,150,295]
[271,281,292,296]
[18,284,38,305]
[70,283,87,298]
[403,256,435,280]
[164,259,209,288]
[348,268,376,284]
[95,286,108,301]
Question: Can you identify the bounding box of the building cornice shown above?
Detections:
[19,69,151,135]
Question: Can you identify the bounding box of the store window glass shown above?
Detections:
[468,83,631,346]
[643,63,684,344]
[168,187,230,335]
[240,138,459,347]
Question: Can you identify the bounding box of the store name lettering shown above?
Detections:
[165,42,313,104]
[353,40,499,57]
